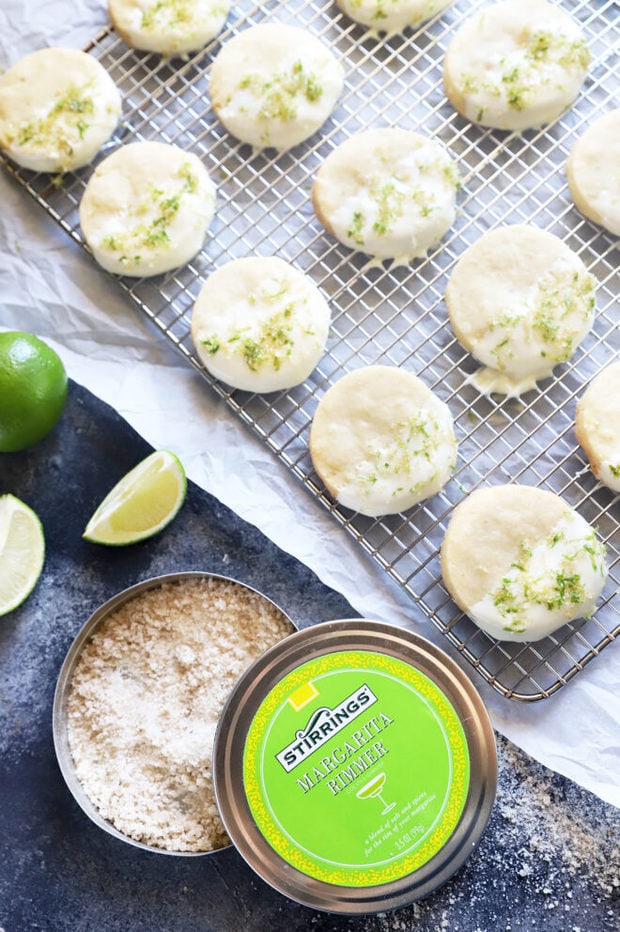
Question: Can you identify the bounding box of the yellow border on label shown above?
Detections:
[244,651,470,887]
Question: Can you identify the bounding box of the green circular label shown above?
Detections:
[243,650,470,887]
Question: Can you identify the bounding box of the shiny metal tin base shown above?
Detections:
[53,571,292,856]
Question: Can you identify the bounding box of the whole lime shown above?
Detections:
[0,331,68,452]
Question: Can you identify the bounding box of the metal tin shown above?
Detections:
[213,619,497,914]
[53,570,294,856]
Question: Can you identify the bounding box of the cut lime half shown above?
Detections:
[83,450,187,545]
[0,494,46,616]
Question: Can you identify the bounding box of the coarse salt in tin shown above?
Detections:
[213,619,497,914]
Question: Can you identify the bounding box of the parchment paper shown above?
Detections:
[0,0,618,809]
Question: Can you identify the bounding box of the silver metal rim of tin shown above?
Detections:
[52,570,294,857]
[213,618,497,914]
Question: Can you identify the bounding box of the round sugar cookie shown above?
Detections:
[191,256,331,392]
[312,128,460,265]
[566,109,620,237]
[109,0,230,56]
[445,224,596,397]
[336,0,454,38]
[443,0,590,131]
[209,24,343,151]
[0,48,121,173]
[575,361,620,494]
[440,485,608,642]
[79,141,216,277]
[309,365,457,517]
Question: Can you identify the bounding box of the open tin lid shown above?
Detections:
[213,619,497,915]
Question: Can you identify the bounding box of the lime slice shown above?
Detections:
[83,450,187,545]
[0,494,46,616]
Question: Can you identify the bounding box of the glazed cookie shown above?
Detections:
[575,361,620,493]
[312,128,460,266]
[336,0,454,38]
[191,256,331,392]
[79,141,216,277]
[566,109,620,237]
[440,485,607,642]
[0,48,121,173]
[443,0,590,131]
[109,0,230,56]
[309,365,457,517]
[445,224,596,397]
[209,23,343,151]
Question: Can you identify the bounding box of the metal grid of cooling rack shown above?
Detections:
[3,0,618,700]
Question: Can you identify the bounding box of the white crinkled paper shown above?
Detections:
[0,0,618,809]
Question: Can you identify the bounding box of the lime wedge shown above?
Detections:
[83,450,187,545]
[0,494,45,616]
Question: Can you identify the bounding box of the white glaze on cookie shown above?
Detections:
[443,0,590,131]
[445,225,596,397]
[209,24,343,151]
[309,365,457,516]
[0,48,121,173]
[312,128,460,266]
[191,256,331,392]
[79,141,216,276]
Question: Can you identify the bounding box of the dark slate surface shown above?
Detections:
[1,381,618,932]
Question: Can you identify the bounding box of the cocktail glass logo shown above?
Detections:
[355,772,395,814]
[276,684,377,772]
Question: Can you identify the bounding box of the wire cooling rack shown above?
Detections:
[3,0,618,700]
